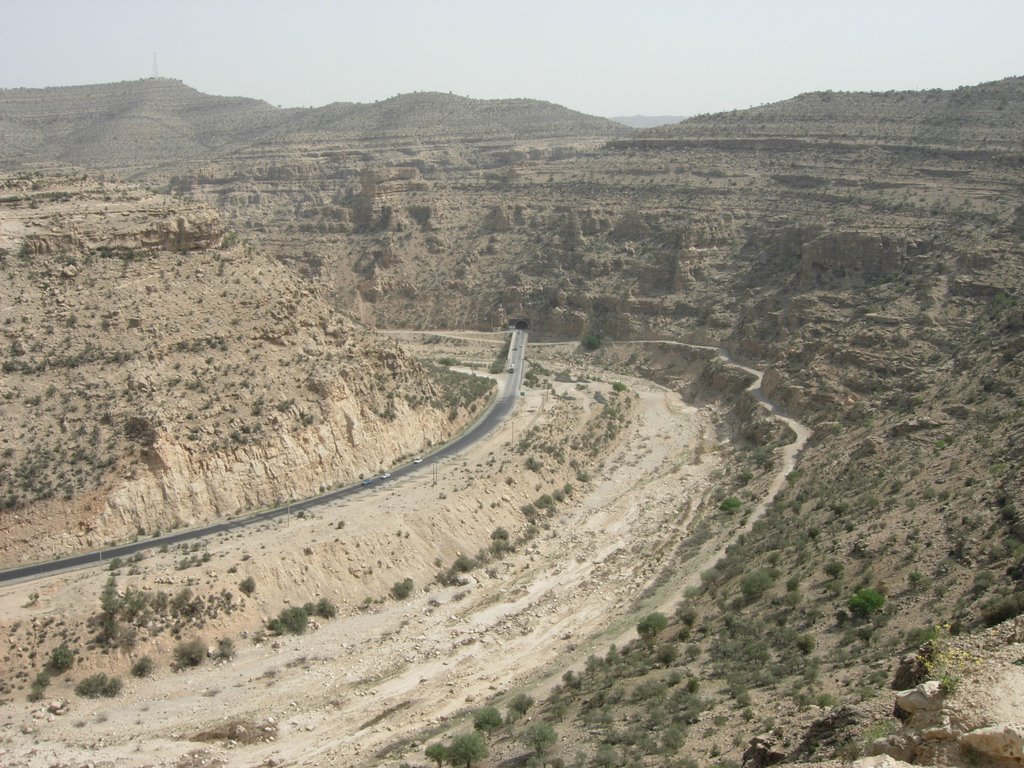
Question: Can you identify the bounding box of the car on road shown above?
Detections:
[381,472,391,479]
[361,478,374,486]
[413,457,423,464]
[507,365,515,373]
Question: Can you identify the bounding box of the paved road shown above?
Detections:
[0,331,528,585]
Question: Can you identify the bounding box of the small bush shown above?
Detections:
[825,560,845,580]
[313,598,337,619]
[391,578,414,600]
[796,634,816,655]
[490,527,512,555]
[446,731,489,766]
[268,606,309,634]
[28,670,50,701]
[131,656,155,678]
[47,644,75,674]
[740,569,776,602]
[507,692,534,721]
[719,497,742,511]
[473,705,503,733]
[425,742,448,768]
[173,638,207,669]
[521,721,557,756]
[848,588,886,618]
[637,612,668,643]
[215,637,235,660]
[981,592,1024,626]
[76,673,123,698]
[238,577,256,596]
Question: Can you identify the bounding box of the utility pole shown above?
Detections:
[152,53,158,78]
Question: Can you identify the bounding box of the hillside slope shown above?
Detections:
[0,173,492,566]
[0,75,1022,766]
[158,76,1024,765]
[0,80,628,178]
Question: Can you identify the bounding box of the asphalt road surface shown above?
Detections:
[0,331,528,585]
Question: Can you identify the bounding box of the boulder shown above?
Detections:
[891,653,929,690]
[852,757,916,768]
[741,733,786,767]
[961,723,1024,762]
[869,732,918,763]
[894,680,943,718]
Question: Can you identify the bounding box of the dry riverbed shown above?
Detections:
[0,335,806,767]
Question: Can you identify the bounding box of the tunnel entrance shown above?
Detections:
[510,318,529,330]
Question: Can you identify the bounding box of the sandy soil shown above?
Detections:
[0,336,808,768]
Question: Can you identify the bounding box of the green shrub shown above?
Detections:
[582,333,602,351]
[238,577,256,596]
[75,673,122,698]
[424,742,448,768]
[313,598,337,619]
[473,705,503,733]
[215,637,235,660]
[28,670,50,701]
[719,496,742,511]
[47,643,75,674]
[521,722,557,756]
[173,638,207,669]
[490,527,512,555]
[740,569,776,602]
[657,643,678,666]
[446,731,488,767]
[507,692,534,721]
[268,606,309,634]
[391,578,414,600]
[981,592,1024,626]
[131,656,154,678]
[848,588,886,618]
[637,612,668,643]
[825,561,845,580]
[796,634,816,655]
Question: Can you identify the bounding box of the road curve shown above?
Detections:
[0,330,529,585]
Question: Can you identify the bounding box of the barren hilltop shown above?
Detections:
[0,77,1022,768]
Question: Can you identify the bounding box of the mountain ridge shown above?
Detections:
[0,79,630,175]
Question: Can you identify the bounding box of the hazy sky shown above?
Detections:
[2,0,1021,117]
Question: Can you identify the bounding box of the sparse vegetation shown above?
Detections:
[131,656,155,678]
[173,638,207,669]
[391,577,414,600]
[75,673,123,698]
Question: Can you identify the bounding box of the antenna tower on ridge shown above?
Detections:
[152,53,158,78]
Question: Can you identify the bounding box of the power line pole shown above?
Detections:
[152,53,158,78]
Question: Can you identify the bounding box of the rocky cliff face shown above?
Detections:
[100,389,456,541]
[0,174,491,565]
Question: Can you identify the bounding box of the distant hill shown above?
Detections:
[638,76,1024,150]
[0,80,629,174]
[291,91,631,140]
[0,79,281,172]
[610,114,687,128]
